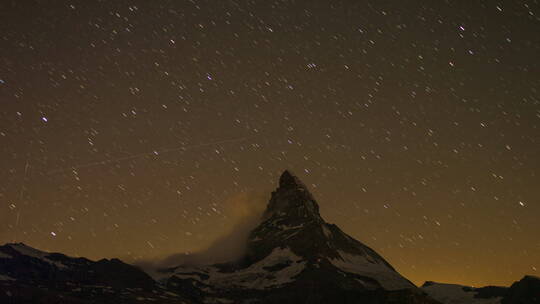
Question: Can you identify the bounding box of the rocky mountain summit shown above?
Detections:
[160,170,436,303]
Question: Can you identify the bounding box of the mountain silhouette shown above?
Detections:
[1,170,538,304]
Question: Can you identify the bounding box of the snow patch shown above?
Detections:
[211,247,305,289]
[322,225,332,238]
[10,244,46,258]
[330,250,414,290]
[278,223,304,230]
[282,230,301,240]
[163,291,179,297]
[0,274,16,281]
[9,243,67,269]
[422,283,502,304]
[172,247,306,290]
[172,272,204,280]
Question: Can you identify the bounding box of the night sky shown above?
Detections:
[1,0,539,287]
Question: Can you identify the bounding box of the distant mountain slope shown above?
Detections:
[421,281,504,304]
[421,275,540,304]
[0,243,191,303]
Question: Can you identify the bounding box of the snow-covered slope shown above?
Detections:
[170,247,305,290]
[421,282,502,304]
[4,243,68,268]
[330,250,414,290]
[421,276,540,304]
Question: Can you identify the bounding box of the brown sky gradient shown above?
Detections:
[1,0,539,287]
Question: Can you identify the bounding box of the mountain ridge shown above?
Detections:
[1,170,538,303]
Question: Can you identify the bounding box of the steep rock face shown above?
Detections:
[244,170,415,290]
[164,170,433,303]
[262,170,321,220]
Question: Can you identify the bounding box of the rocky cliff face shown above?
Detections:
[243,170,415,290]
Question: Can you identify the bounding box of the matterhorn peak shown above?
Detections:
[278,170,307,189]
[240,170,417,292]
[262,170,321,221]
